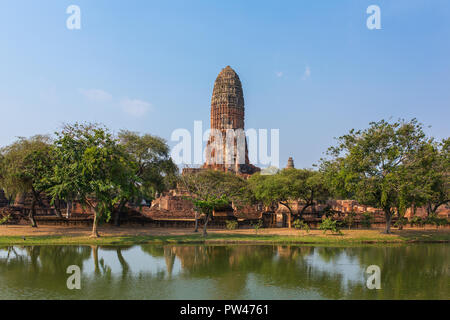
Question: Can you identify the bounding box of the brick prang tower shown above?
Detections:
[203,66,259,175]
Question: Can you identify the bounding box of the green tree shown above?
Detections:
[116,130,178,226]
[281,169,329,217]
[0,135,53,227]
[248,172,293,227]
[248,169,329,228]
[48,123,139,237]
[179,170,246,236]
[412,138,449,217]
[321,119,432,234]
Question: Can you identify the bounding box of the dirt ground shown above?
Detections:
[0,224,448,239]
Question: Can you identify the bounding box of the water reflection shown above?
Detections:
[0,244,448,300]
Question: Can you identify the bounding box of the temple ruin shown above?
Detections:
[202,66,260,175]
[0,66,448,227]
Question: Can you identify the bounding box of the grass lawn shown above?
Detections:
[0,226,449,245]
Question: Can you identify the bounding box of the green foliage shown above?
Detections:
[394,217,408,229]
[180,170,247,210]
[343,211,357,229]
[225,220,238,230]
[361,212,373,229]
[409,216,426,228]
[118,130,178,202]
[193,195,229,216]
[0,214,11,225]
[48,123,140,236]
[248,168,329,227]
[319,217,342,235]
[0,135,53,199]
[180,169,247,235]
[321,118,435,234]
[0,135,54,226]
[251,219,263,234]
[408,215,449,228]
[293,219,310,233]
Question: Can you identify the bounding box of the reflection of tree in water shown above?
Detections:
[159,245,350,299]
[149,244,449,300]
[0,245,91,296]
[343,244,450,299]
[0,244,448,299]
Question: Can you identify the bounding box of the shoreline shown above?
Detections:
[0,225,449,245]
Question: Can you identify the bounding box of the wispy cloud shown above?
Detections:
[79,88,113,102]
[302,66,311,80]
[276,71,283,78]
[79,88,152,116]
[120,98,152,117]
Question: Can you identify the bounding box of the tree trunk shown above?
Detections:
[279,202,293,228]
[202,213,210,237]
[91,212,100,237]
[7,195,13,206]
[29,196,38,228]
[91,246,100,275]
[287,211,292,229]
[194,211,199,232]
[300,202,313,218]
[116,249,129,278]
[114,199,127,227]
[66,200,72,218]
[384,209,392,234]
[54,198,63,218]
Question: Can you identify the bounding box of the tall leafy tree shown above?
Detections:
[48,123,139,237]
[179,170,247,236]
[248,169,328,228]
[407,138,449,216]
[249,172,294,228]
[118,130,178,194]
[0,135,53,227]
[281,169,329,217]
[116,130,178,226]
[321,119,431,233]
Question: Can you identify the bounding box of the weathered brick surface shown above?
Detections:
[203,66,259,175]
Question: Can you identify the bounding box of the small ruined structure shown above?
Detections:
[145,189,195,219]
[203,66,260,175]
[286,157,295,169]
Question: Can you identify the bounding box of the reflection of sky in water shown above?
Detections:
[81,246,182,278]
[0,247,29,259]
[1,244,448,299]
[0,246,181,279]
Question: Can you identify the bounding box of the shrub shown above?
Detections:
[425,215,449,228]
[293,219,310,233]
[319,217,342,235]
[225,220,238,230]
[343,211,357,229]
[409,216,426,228]
[0,214,10,225]
[394,217,408,230]
[251,219,263,234]
[361,212,373,229]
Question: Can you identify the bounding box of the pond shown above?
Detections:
[0,244,448,300]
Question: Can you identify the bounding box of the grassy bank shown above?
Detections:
[1,229,449,246]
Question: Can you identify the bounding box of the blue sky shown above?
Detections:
[1,0,449,168]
